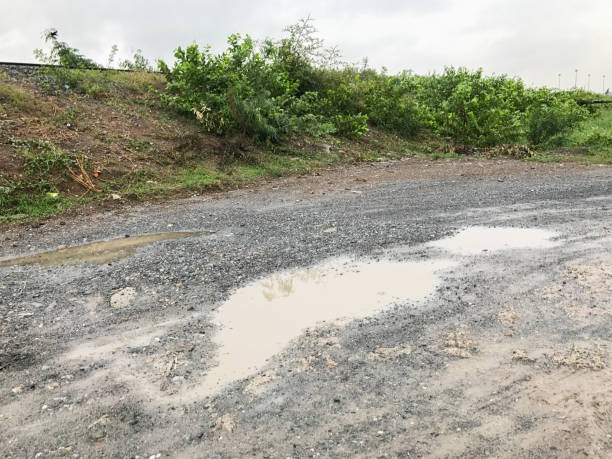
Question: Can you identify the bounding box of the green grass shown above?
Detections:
[0,81,50,116]
[2,65,610,224]
[0,194,89,221]
[107,71,164,93]
[94,145,399,205]
[38,67,163,97]
[533,105,612,164]
[0,139,84,221]
[10,139,77,175]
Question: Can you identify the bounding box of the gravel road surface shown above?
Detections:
[1,158,611,458]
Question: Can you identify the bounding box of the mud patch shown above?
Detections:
[0,232,201,267]
[315,336,340,348]
[511,349,536,363]
[550,343,608,370]
[79,293,104,315]
[570,264,612,291]
[540,264,612,318]
[244,371,277,394]
[200,257,453,395]
[215,413,236,432]
[498,310,518,327]
[444,329,478,358]
[434,339,612,457]
[368,346,412,360]
[429,226,559,255]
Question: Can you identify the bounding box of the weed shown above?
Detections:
[10,139,77,175]
[0,192,75,221]
[126,138,154,152]
[52,107,81,128]
[119,49,153,71]
[0,82,49,115]
[107,71,164,93]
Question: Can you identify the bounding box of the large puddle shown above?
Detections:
[199,257,453,395]
[428,226,559,255]
[0,232,201,267]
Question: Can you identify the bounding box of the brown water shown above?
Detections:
[198,257,454,396]
[0,232,201,267]
[428,226,559,255]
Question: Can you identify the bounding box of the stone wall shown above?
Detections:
[0,63,43,78]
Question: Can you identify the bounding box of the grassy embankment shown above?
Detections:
[0,69,416,221]
[527,102,612,163]
[0,67,610,222]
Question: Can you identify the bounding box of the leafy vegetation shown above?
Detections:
[29,21,605,150]
[33,30,160,96]
[0,140,83,221]
[0,21,609,222]
[157,18,601,149]
[119,49,153,71]
[0,78,50,116]
[34,29,99,69]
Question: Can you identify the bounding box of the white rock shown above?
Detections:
[110,287,136,309]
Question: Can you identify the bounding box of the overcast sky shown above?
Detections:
[1,0,610,90]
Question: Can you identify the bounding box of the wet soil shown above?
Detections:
[0,232,201,267]
[0,160,610,458]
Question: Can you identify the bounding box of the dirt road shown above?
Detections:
[1,158,611,458]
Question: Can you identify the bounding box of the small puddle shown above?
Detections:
[199,257,453,396]
[428,226,559,255]
[0,232,201,267]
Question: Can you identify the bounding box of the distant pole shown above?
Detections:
[574,69,578,89]
[587,73,591,91]
[558,73,561,90]
[604,75,607,93]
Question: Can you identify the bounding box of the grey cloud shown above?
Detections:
[0,0,609,89]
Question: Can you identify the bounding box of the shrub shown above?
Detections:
[10,139,76,176]
[159,34,296,140]
[119,49,153,71]
[526,90,589,145]
[157,23,601,147]
[415,67,527,147]
[332,113,369,137]
[34,29,99,69]
[158,30,371,142]
[358,71,423,137]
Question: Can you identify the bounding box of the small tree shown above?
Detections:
[107,44,119,68]
[119,49,153,71]
[33,29,99,68]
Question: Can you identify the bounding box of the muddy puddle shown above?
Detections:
[428,226,559,255]
[0,232,201,267]
[199,257,454,396]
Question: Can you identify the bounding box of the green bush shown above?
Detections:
[10,139,76,176]
[358,71,423,137]
[158,31,370,142]
[415,67,527,147]
[157,23,601,147]
[526,90,589,145]
[332,113,369,137]
[26,22,603,149]
[34,29,99,69]
[159,34,297,141]
[119,49,153,71]
[581,131,612,147]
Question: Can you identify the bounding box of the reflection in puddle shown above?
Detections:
[200,257,453,395]
[0,232,201,267]
[428,227,559,255]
